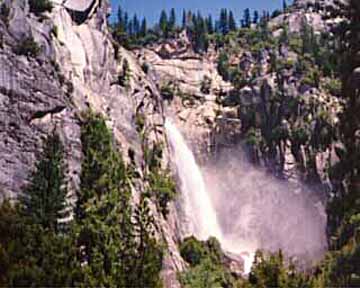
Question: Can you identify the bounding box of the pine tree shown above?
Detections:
[169,8,176,31]
[206,15,214,34]
[182,9,186,29]
[253,10,259,24]
[283,0,287,11]
[228,10,237,31]
[123,12,129,33]
[140,18,147,37]
[219,8,229,35]
[75,111,163,287]
[159,10,168,37]
[133,14,140,36]
[20,130,68,232]
[129,197,163,287]
[243,8,251,28]
[76,111,134,287]
[117,5,124,30]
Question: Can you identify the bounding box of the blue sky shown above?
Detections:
[109,0,293,25]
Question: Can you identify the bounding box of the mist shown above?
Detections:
[203,146,328,268]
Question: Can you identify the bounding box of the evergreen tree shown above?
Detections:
[219,8,229,35]
[75,111,163,287]
[206,15,214,34]
[228,10,237,31]
[182,9,186,29]
[169,8,176,31]
[123,12,129,33]
[253,10,259,24]
[192,12,209,53]
[187,10,193,29]
[159,10,168,37]
[76,111,134,287]
[20,130,68,232]
[140,18,147,37]
[129,197,163,287]
[243,8,251,28]
[283,0,288,11]
[132,14,140,36]
[117,5,124,30]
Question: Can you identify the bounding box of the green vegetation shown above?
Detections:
[14,36,40,57]
[144,142,177,218]
[118,58,131,87]
[249,251,310,288]
[29,0,53,16]
[0,112,164,287]
[179,237,238,287]
[20,130,68,232]
[200,75,212,94]
[160,82,177,101]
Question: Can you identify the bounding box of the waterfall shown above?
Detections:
[165,119,255,274]
[165,119,327,275]
[165,119,222,241]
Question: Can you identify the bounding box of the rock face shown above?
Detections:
[0,0,185,285]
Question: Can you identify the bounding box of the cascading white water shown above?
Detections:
[165,119,222,241]
[165,119,255,274]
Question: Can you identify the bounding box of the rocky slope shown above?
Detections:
[0,0,347,285]
[0,0,186,285]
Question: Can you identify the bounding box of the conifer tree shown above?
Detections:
[159,10,168,37]
[219,8,229,35]
[253,10,259,24]
[140,18,147,37]
[228,10,237,31]
[117,5,124,30]
[283,0,287,11]
[182,9,186,29]
[169,8,176,31]
[20,130,68,232]
[76,111,134,286]
[242,8,251,28]
[132,14,140,36]
[206,15,214,34]
[123,12,129,33]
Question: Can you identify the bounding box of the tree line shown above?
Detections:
[111,5,287,51]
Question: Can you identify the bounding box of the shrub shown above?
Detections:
[14,37,40,57]
[249,250,309,288]
[118,58,131,87]
[301,68,320,88]
[179,237,237,288]
[324,78,341,96]
[149,170,177,217]
[29,0,53,16]
[200,75,212,94]
[180,236,208,266]
[141,62,150,74]
[160,82,176,101]
[51,25,58,38]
